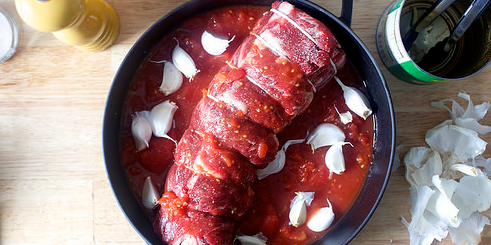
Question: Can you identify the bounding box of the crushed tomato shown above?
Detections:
[119,5,373,245]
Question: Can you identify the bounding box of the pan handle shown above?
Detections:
[340,0,353,27]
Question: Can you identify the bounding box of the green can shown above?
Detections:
[376,0,491,84]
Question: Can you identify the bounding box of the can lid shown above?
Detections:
[0,6,20,63]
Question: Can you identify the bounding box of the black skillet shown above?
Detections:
[103,0,396,244]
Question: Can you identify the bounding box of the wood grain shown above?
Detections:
[1,0,490,244]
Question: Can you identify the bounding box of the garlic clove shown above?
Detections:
[289,197,307,227]
[324,142,352,175]
[257,139,304,180]
[201,30,235,56]
[149,100,178,144]
[334,76,372,120]
[236,233,267,245]
[257,149,285,180]
[448,164,478,177]
[306,123,345,151]
[142,176,160,209]
[289,192,314,227]
[160,61,183,95]
[172,42,199,79]
[334,105,353,124]
[307,199,335,232]
[131,111,152,151]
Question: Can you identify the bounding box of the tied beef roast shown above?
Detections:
[154,2,347,244]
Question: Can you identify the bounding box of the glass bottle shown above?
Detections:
[15,0,119,51]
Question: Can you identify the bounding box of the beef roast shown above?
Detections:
[155,2,347,244]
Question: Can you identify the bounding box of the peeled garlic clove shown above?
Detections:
[334,105,353,124]
[159,61,183,95]
[306,123,345,151]
[289,198,307,227]
[449,164,478,177]
[131,111,152,151]
[201,30,235,56]
[172,42,199,79]
[334,76,372,120]
[289,192,314,227]
[339,112,353,124]
[236,233,267,245]
[257,139,304,180]
[149,100,178,144]
[258,150,285,180]
[142,176,160,209]
[325,142,352,175]
[307,199,335,232]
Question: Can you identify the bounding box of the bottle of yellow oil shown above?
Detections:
[15,0,119,51]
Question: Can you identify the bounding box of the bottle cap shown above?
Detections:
[0,6,20,63]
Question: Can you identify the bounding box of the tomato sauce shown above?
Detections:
[119,5,373,245]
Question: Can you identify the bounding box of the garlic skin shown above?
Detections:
[452,170,491,219]
[172,43,199,79]
[431,92,491,134]
[307,199,335,232]
[404,147,442,186]
[426,175,460,227]
[425,120,487,162]
[160,61,183,95]
[131,111,152,151]
[201,30,235,56]
[236,233,267,245]
[448,212,490,245]
[257,139,304,180]
[334,76,372,120]
[149,100,178,143]
[289,192,314,227]
[325,141,352,175]
[142,176,160,209]
[402,93,491,245]
[306,123,345,151]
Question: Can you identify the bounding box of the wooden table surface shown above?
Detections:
[1,0,491,244]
